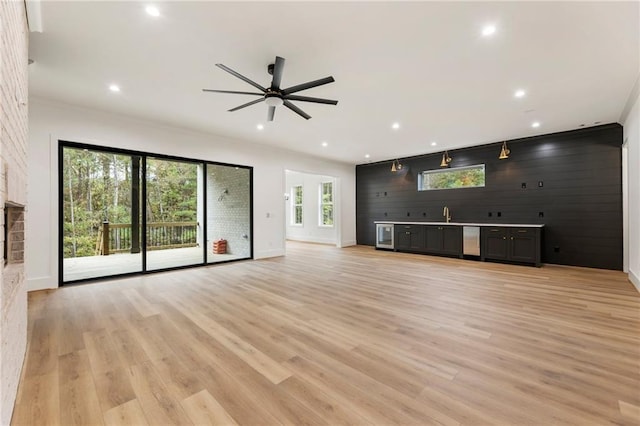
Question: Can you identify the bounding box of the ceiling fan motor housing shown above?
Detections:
[265,92,284,107]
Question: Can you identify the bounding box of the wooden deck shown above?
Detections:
[63,247,245,281]
[16,242,640,425]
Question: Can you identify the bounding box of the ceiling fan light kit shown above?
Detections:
[202,56,338,121]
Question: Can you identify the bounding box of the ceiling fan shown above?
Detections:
[202,56,337,121]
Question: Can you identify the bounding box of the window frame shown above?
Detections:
[418,164,486,191]
[318,181,334,227]
[291,185,303,226]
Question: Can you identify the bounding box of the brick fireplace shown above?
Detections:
[0,1,29,424]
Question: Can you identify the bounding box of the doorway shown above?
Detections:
[284,170,339,246]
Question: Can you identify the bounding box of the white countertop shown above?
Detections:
[374,221,544,228]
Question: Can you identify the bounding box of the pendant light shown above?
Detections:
[499,141,510,160]
[391,159,402,172]
[440,151,452,167]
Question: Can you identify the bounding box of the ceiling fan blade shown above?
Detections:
[283,100,311,120]
[215,63,267,92]
[202,89,264,96]
[271,56,285,90]
[282,76,335,95]
[284,95,338,105]
[228,97,264,112]
[267,106,276,122]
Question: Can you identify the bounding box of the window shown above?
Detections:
[319,181,334,226]
[292,185,303,225]
[418,164,485,191]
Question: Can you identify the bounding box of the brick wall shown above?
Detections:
[207,165,251,258]
[0,0,29,424]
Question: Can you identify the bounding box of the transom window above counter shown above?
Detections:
[418,164,485,191]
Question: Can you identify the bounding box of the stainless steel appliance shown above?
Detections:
[463,226,480,256]
[376,223,394,249]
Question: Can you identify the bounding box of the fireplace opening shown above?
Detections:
[4,203,25,265]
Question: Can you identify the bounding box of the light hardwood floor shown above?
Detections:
[12,242,640,425]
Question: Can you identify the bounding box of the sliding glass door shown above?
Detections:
[145,157,204,270]
[206,164,251,263]
[61,146,142,281]
[60,142,253,284]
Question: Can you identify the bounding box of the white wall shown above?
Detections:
[623,87,639,291]
[285,170,337,245]
[27,98,356,291]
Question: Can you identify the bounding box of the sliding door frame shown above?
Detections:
[58,140,254,285]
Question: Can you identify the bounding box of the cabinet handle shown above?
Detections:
[406,231,410,235]
[517,230,527,233]
[438,227,443,230]
[511,237,514,240]
[490,229,499,232]
[502,237,506,240]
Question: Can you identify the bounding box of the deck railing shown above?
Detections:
[96,221,198,255]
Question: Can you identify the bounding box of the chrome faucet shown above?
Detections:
[443,206,451,223]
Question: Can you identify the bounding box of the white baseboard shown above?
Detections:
[339,240,357,248]
[27,276,58,292]
[254,249,285,259]
[629,269,640,293]
[286,236,336,245]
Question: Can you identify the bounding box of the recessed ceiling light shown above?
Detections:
[482,24,496,37]
[109,84,120,92]
[365,154,370,159]
[392,122,400,130]
[321,141,328,147]
[430,142,437,146]
[531,121,540,128]
[256,124,264,130]
[514,89,526,98]
[145,5,160,17]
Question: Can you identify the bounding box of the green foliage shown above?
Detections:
[63,148,198,258]
[421,165,485,190]
[320,182,333,226]
[293,185,303,224]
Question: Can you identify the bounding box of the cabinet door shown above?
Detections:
[395,225,424,251]
[424,226,443,253]
[408,225,425,251]
[483,227,508,260]
[441,226,462,255]
[395,226,412,250]
[509,229,537,263]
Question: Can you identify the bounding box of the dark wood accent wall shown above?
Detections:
[356,124,623,270]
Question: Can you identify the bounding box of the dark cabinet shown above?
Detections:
[425,225,462,257]
[385,222,541,266]
[481,227,541,266]
[483,227,509,260]
[394,225,425,252]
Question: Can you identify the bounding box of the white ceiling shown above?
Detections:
[29,1,639,165]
